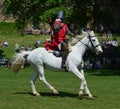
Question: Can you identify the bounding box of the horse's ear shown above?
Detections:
[81,30,86,34]
[90,30,95,36]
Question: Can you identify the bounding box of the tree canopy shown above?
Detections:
[3,0,120,34]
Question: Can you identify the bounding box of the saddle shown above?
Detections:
[53,50,63,57]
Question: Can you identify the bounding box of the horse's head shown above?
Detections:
[71,30,103,55]
[86,30,103,55]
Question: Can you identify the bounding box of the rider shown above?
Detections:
[45,11,74,68]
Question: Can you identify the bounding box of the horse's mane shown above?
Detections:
[70,31,88,46]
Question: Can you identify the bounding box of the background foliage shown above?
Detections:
[3,0,120,34]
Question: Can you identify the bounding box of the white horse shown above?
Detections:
[11,30,103,99]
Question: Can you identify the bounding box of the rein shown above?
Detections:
[75,35,100,53]
[88,35,100,51]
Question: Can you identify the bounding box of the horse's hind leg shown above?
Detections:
[38,65,59,94]
[30,71,41,96]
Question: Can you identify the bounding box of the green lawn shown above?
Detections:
[0,22,49,58]
[0,67,120,109]
[0,22,120,109]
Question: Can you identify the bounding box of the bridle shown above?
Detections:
[78,34,101,53]
[87,35,101,52]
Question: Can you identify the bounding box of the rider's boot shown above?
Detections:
[61,45,69,69]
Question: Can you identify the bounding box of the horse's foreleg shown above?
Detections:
[79,69,94,99]
[30,72,41,96]
[83,79,94,99]
[38,66,59,94]
[71,67,85,97]
[71,67,93,99]
[79,79,93,99]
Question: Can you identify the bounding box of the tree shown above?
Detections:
[93,0,120,32]
[3,0,94,35]
[4,0,45,35]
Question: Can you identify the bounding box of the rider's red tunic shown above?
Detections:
[45,21,67,51]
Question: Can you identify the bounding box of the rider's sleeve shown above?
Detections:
[66,27,74,37]
[53,22,63,33]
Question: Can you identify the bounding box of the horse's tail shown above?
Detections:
[11,51,31,73]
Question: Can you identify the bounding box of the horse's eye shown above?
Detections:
[92,39,95,41]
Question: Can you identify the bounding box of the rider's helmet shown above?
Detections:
[57,11,64,22]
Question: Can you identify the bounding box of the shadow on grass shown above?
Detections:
[13,92,33,96]
[13,91,97,100]
[41,91,78,98]
[86,69,120,76]
[13,91,77,98]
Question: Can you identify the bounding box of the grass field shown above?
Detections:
[0,22,120,109]
[0,22,50,58]
[0,67,120,109]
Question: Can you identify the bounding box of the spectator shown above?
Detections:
[101,39,106,50]
[94,58,102,69]
[0,57,6,67]
[107,31,112,39]
[25,29,32,35]
[20,45,26,52]
[34,40,41,48]
[3,41,9,47]
[106,40,111,48]
[111,38,118,47]
[36,40,41,45]
[27,45,32,51]
[15,43,20,52]
[102,32,107,39]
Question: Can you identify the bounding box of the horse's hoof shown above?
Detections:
[33,93,41,96]
[52,89,59,94]
[78,93,83,100]
[36,94,41,97]
[88,96,94,100]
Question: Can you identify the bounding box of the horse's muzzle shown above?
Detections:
[97,50,103,55]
